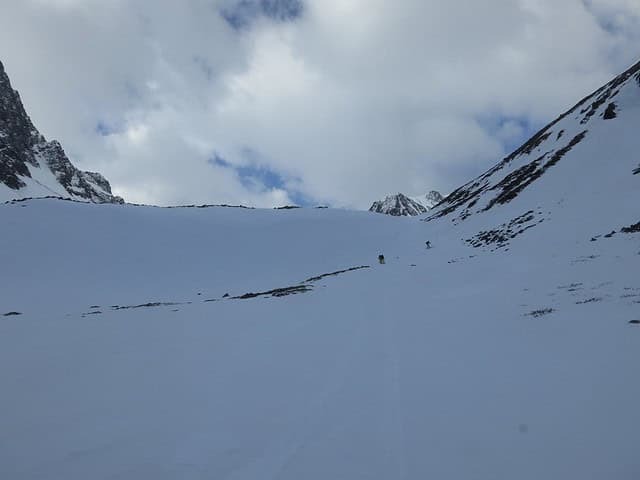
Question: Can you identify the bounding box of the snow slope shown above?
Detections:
[1,61,640,479]
[1,196,639,480]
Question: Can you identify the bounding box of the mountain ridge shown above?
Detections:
[427,59,640,224]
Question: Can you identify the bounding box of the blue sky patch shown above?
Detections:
[221,0,304,30]
[581,0,626,35]
[193,55,215,81]
[211,154,232,168]
[210,152,310,206]
[96,121,117,136]
[479,114,539,154]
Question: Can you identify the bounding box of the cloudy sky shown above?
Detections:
[1,0,639,208]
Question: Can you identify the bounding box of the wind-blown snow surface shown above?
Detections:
[1,196,639,479]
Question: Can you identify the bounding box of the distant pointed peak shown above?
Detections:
[369,192,428,216]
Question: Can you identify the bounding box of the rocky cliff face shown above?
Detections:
[0,60,122,203]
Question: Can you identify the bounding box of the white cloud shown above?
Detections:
[0,0,638,207]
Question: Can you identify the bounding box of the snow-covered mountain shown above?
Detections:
[1,60,640,480]
[369,192,428,216]
[370,190,444,216]
[0,60,122,203]
[427,59,640,230]
[410,190,444,210]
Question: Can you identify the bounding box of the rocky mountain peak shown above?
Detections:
[0,60,122,203]
[410,190,444,210]
[369,193,428,216]
[425,190,444,203]
[369,190,445,216]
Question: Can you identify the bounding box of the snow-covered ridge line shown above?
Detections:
[5,196,314,211]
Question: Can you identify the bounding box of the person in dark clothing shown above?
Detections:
[378,254,385,264]
[425,241,432,249]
